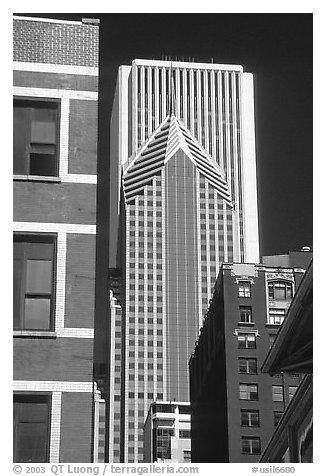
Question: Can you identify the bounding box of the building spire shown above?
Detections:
[168,62,176,116]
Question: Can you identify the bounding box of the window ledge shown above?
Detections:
[13,330,57,338]
[13,174,61,183]
[237,322,255,327]
[265,323,282,328]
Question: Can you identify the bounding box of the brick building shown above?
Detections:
[189,251,312,462]
[13,16,102,462]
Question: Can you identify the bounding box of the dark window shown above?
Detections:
[268,281,293,300]
[241,410,260,428]
[14,99,59,176]
[241,437,261,455]
[239,358,257,374]
[288,386,298,401]
[238,281,251,297]
[274,411,283,427]
[238,333,256,349]
[239,306,253,323]
[13,394,51,462]
[239,384,258,401]
[13,235,56,331]
[179,429,191,439]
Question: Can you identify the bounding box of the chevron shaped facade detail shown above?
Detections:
[123,114,232,205]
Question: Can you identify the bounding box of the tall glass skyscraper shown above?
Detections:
[107,59,260,462]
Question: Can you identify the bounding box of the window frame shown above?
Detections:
[268,308,286,325]
[239,357,258,374]
[240,409,260,428]
[13,233,57,333]
[13,392,51,463]
[238,281,252,298]
[13,97,60,178]
[268,280,293,301]
[241,436,261,456]
[272,385,284,402]
[237,333,256,349]
[239,383,258,401]
[239,306,253,324]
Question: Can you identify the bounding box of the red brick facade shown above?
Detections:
[13,16,99,463]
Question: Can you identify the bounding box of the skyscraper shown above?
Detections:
[107,59,260,462]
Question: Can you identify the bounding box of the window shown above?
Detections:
[268,309,286,325]
[239,306,253,324]
[14,99,59,176]
[238,333,256,349]
[241,437,261,455]
[238,281,251,297]
[239,384,258,401]
[179,429,191,439]
[274,411,283,427]
[239,358,257,374]
[241,410,260,428]
[288,386,298,401]
[272,385,284,402]
[13,235,56,331]
[268,281,293,300]
[269,334,277,348]
[183,450,191,462]
[13,394,51,462]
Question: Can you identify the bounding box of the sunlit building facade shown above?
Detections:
[107,59,260,462]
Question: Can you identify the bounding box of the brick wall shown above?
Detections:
[13,338,93,381]
[65,234,96,328]
[13,18,99,67]
[68,100,98,174]
[60,392,93,462]
[13,182,96,224]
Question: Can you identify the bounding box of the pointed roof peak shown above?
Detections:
[123,116,233,206]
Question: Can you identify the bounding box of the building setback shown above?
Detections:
[106,59,260,463]
[13,16,102,463]
[144,401,191,463]
[189,251,312,462]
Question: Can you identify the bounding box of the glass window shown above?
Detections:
[288,386,298,401]
[238,281,252,298]
[268,309,286,325]
[241,437,261,455]
[274,411,283,427]
[14,98,59,176]
[241,410,259,427]
[13,235,55,331]
[239,384,258,401]
[13,394,51,462]
[268,281,293,300]
[272,385,284,402]
[239,358,257,374]
[238,333,256,349]
[239,306,253,323]
[179,429,191,439]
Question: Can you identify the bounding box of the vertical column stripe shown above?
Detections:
[49,392,62,462]
[55,232,66,331]
[59,97,69,176]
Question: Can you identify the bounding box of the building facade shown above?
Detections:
[107,59,260,462]
[144,401,191,463]
[13,16,101,462]
[189,252,312,462]
[260,260,313,463]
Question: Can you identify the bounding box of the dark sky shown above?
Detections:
[21,13,313,257]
